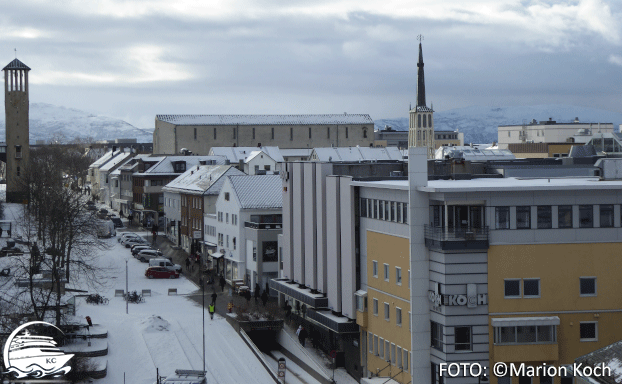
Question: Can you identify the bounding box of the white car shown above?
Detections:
[136,249,164,262]
[121,237,149,248]
[118,233,141,243]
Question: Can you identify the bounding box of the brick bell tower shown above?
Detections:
[3,58,30,203]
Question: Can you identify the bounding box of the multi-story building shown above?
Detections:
[153,114,375,155]
[434,130,464,148]
[109,154,151,216]
[498,118,614,146]
[98,150,134,207]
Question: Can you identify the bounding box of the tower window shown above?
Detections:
[418,114,421,128]
[15,145,22,159]
[428,114,432,126]
[422,131,426,141]
[423,114,427,128]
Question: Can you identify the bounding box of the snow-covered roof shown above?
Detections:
[162,165,245,195]
[156,114,373,126]
[352,176,622,192]
[309,147,404,162]
[244,150,274,164]
[575,340,622,384]
[279,148,313,159]
[227,175,283,209]
[135,156,226,176]
[434,146,516,161]
[99,152,134,172]
[89,150,120,168]
[208,147,284,163]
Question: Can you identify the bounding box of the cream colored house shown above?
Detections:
[153,114,375,155]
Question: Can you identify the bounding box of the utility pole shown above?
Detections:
[126,260,129,314]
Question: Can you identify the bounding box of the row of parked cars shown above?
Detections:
[118,233,182,279]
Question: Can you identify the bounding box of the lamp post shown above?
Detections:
[126,259,129,314]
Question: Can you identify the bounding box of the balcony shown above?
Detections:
[424,225,489,251]
[244,222,282,230]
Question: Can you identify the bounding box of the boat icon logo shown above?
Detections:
[3,321,74,378]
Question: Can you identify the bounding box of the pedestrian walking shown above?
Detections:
[219,275,226,293]
[296,325,302,337]
[0,227,4,238]
[261,290,269,306]
[244,289,251,304]
[254,284,260,303]
[285,302,292,321]
[209,303,215,320]
[185,257,191,272]
[211,291,218,305]
[301,304,307,319]
[298,326,308,347]
[227,300,234,313]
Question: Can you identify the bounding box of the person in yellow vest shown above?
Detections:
[227,300,234,313]
[209,303,215,320]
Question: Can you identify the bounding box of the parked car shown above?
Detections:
[149,258,181,273]
[118,233,141,243]
[96,221,116,238]
[121,237,148,248]
[145,266,179,279]
[136,249,164,262]
[110,216,123,228]
[97,209,109,219]
[131,245,153,256]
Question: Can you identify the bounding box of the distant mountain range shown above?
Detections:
[0,103,153,144]
[0,103,620,145]
[375,105,622,144]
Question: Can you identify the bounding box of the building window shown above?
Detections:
[579,205,593,228]
[454,326,472,351]
[504,279,521,298]
[271,127,274,140]
[252,243,257,261]
[495,207,510,229]
[252,127,256,140]
[233,127,236,139]
[396,267,402,285]
[363,128,367,138]
[600,205,614,228]
[523,278,540,298]
[397,202,403,223]
[368,333,374,354]
[384,302,390,321]
[384,264,389,281]
[403,203,408,224]
[431,321,443,351]
[308,127,312,139]
[290,127,293,141]
[372,260,378,277]
[397,346,402,368]
[226,213,229,224]
[396,307,402,326]
[391,201,396,222]
[214,128,217,140]
[516,206,531,229]
[378,337,384,358]
[232,237,236,250]
[580,277,596,296]
[423,131,426,141]
[537,206,552,229]
[327,127,330,139]
[431,363,443,384]
[558,205,573,228]
[345,127,349,139]
[423,114,427,128]
[417,130,421,141]
[580,322,598,341]
[418,114,421,128]
[225,192,230,201]
[495,325,555,344]
[374,335,379,356]
[194,127,197,140]
[373,298,378,316]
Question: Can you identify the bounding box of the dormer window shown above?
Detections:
[173,161,186,172]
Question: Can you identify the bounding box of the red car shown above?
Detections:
[145,266,179,279]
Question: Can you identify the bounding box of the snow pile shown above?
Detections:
[141,315,171,332]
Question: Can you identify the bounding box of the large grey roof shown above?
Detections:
[89,150,120,168]
[575,340,622,384]
[227,175,282,209]
[163,165,244,195]
[3,59,30,71]
[208,147,285,162]
[136,156,226,175]
[309,146,404,162]
[156,114,374,126]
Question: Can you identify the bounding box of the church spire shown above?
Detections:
[416,39,426,108]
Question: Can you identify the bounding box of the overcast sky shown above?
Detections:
[2,0,621,128]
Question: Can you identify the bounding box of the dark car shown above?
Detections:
[110,217,123,228]
[145,266,179,279]
[97,209,109,219]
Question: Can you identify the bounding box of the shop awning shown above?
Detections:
[210,252,223,259]
[201,241,217,247]
[491,316,560,327]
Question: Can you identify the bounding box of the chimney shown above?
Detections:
[112,145,117,152]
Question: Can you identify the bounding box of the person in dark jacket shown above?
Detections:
[219,275,226,292]
[284,302,292,322]
[254,284,261,303]
[244,289,252,304]
[261,290,269,306]
[298,326,308,347]
[211,291,218,306]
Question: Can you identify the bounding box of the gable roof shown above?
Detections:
[3,59,30,71]
[163,165,245,195]
[227,175,282,209]
[208,147,284,162]
[135,156,226,176]
[89,150,120,169]
[156,114,373,126]
[99,151,134,172]
[244,150,274,164]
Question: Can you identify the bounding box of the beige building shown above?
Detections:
[153,114,375,155]
[498,117,614,146]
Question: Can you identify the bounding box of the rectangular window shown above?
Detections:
[403,203,408,224]
[390,343,396,365]
[368,333,373,354]
[396,307,402,326]
[580,277,597,296]
[454,326,472,351]
[309,127,312,139]
[431,321,443,351]
[373,298,378,316]
[397,346,402,368]
[504,279,521,298]
[403,350,409,371]
[214,127,217,140]
[558,205,573,228]
[233,127,236,139]
[360,198,367,217]
[391,201,396,222]
[373,199,378,219]
[496,207,510,229]
[600,205,614,228]
[194,127,197,140]
[396,267,402,285]
[372,261,378,277]
[271,127,274,140]
[537,206,552,229]
[495,325,556,344]
[290,127,293,141]
[384,201,390,221]
[580,322,597,341]
[384,264,389,281]
[378,337,384,358]
[384,302,390,321]
[523,278,540,298]
[379,200,384,220]
[345,127,349,139]
[225,192,230,201]
[579,205,593,228]
[374,335,378,356]
[397,202,403,223]
[327,127,330,139]
[252,127,256,140]
[516,206,531,229]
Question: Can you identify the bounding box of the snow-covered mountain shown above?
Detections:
[375,105,622,144]
[0,103,153,144]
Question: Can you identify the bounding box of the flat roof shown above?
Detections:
[352,176,622,192]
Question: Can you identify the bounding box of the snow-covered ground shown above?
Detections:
[1,201,275,384]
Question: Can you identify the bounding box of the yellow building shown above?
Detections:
[359,231,412,383]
